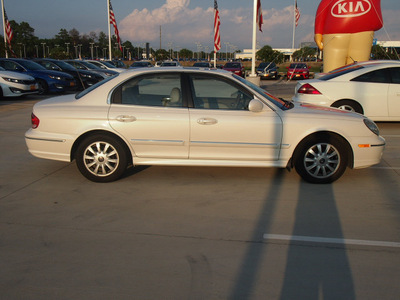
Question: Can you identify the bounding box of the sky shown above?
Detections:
[4,0,400,51]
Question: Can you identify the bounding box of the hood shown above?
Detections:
[292,102,364,120]
[28,69,74,79]
[0,70,35,81]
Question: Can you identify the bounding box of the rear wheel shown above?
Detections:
[332,100,363,114]
[294,135,348,184]
[76,134,128,182]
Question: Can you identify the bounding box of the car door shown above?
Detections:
[108,72,190,158]
[187,74,282,161]
[388,67,400,118]
[351,68,390,117]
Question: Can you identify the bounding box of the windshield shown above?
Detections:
[289,63,307,69]
[233,74,292,110]
[132,62,151,67]
[225,63,241,68]
[100,61,117,68]
[79,61,100,69]
[18,60,46,71]
[258,62,275,69]
[55,60,77,71]
[161,62,177,66]
[75,74,117,99]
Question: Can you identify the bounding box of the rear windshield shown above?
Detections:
[320,65,364,81]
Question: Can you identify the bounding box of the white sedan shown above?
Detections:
[25,68,385,183]
[292,60,400,121]
[0,66,38,97]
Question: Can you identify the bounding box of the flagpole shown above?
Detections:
[107,0,112,60]
[292,0,296,50]
[1,0,8,58]
[251,0,257,77]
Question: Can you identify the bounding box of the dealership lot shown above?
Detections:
[1,85,399,299]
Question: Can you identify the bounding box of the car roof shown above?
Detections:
[313,60,400,82]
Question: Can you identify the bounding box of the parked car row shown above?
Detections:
[0,58,125,98]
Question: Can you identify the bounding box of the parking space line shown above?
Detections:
[371,166,400,170]
[263,234,400,248]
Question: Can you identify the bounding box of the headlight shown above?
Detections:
[81,73,93,79]
[48,75,62,80]
[2,77,23,84]
[364,118,379,136]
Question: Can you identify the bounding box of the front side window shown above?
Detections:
[119,73,182,107]
[190,74,252,110]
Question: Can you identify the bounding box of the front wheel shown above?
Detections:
[294,136,348,184]
[76,134,128,182]
[37,79,49,95]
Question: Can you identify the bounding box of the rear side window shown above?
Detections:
[116,73,183,107]
[351,69,391,83]
[389,67,400,84]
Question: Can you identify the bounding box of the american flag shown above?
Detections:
[4,9,13,45]
[295,0,300,27]
[214,0,221,52]
[109,1,122,52]
[257,0,263,32]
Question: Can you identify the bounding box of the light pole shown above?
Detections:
[41,43,46,58]
[224,42,230,61]
[90,42,94,59]
[65,43,70,57]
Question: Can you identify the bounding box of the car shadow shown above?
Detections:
[229,174,355,299]
[121,165,151,179]
[278,181,355,299]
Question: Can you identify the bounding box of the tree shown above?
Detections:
[257,45,284,64]
[154,49,169,61]
[371,45,399,60]
[179,48,193,60]
[292,46,317,61]
[4,20,38,57]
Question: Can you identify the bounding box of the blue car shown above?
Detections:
[0,58,76,94]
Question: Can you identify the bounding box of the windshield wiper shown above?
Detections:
[279,97,294,109]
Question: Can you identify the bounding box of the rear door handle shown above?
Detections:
[116,115,136,122]
[197,118,218,125]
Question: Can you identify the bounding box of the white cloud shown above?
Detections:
[118,1,316,50]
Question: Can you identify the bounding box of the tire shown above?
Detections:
[294,135,348,184]
[37,79,49,95]
[76,134,128,182]
[332,100,363,114]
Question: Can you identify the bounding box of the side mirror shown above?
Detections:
[248,98,264,112]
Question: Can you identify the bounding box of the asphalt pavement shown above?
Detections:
[1,83,399,300]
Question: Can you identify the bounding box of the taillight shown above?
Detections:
[297,83,321,95]
[31,113,40,129]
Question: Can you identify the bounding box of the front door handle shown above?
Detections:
[116,115,136,122]
[197,118,218,125]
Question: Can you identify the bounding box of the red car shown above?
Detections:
[223,62,245,77]
[286,63,310,80]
